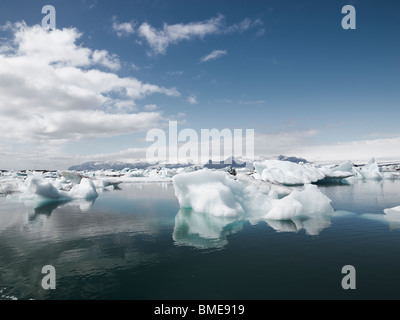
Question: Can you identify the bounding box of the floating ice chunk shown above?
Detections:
[125,169,146,177]
[381,171,400,179]
[360,158,382,180]
[172,170,245,217]
[22,175,97,200]
[60,171,83,184]
[384,206,400,216]
[158,167,178,178]
[265,197,302,220]
[254,160,325,185]
[0,179,24,194]
[27,176,62,199]
[66,178,98,200]
[318,167,354,179]
[381,206,400,230]
[265,185,333,220]
[286,184,334,216]
[92,179,122,189]
[335,161,355,173]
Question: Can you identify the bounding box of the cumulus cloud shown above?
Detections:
[136,15,263,55]
[92,49,121,70]
[0,21,180,147]
[200,49,227,63]
[112,16,136,37]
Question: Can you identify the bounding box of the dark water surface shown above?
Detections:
[1,180,400,300]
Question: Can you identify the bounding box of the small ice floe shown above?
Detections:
[21,174,98,201]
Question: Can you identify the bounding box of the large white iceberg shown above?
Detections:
[172,169,334,221]
[172,170,245,217]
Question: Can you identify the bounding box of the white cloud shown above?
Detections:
[144,104,158,111]
[293,136,400,163]
[253,130,400,164]
[137,15,263,55]
[78,147,148,163]
[138,15,223,55]
[92,49,120,70]
[187,95,198,104]
[200,49,227,63]
[0,22,180,151]
[112,16,135,37]
[253,130,320,157]
[225,17,263,34]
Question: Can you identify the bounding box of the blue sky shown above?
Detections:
[0,0,399,169]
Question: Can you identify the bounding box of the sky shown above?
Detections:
[0,0,399,169]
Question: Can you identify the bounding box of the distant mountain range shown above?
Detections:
[68,161,151,171]
[68,155,308,171]
[68,160,197,171]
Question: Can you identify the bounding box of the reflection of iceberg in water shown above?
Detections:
[25,198,96,226]
[263,215,331,236]
[173,208,243,249]
[173,208,332,249]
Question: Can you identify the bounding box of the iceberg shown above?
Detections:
[66,178,98,199]
[22,174,98,201]
[359,158,383,180]
[172,170,245,217]
[265,184,334,220]
[172,169,334,223]
[253,158,396,185]
[172,171,334,247]
[382,206,400,230]
[0,179,24,194]
[254,160,325,185]
[383,206,400,216]
[27,176,63,199]
[60,171,84,184]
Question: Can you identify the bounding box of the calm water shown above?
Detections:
[1,180,400,300]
